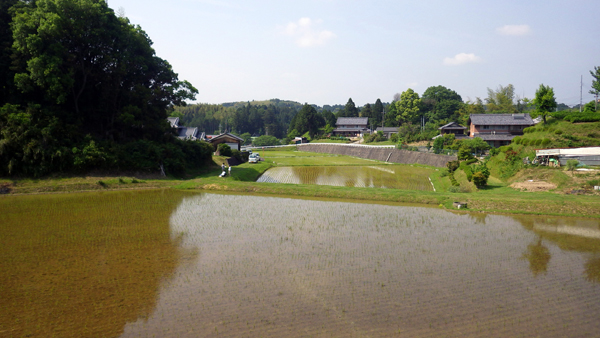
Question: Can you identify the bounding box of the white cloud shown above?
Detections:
[496,24,531,36]
[443,53,482,66]
[281,17,336,47]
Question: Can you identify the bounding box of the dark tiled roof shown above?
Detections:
[336,117,368,126]
[469,113,534,126]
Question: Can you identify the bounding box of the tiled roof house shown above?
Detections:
[467,113,534,147]
[333,117,369,137]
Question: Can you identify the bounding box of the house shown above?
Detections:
[333,117,369,137]
[438,122,468,137]
[207,132,243,151]
[375,127,399,139]
[467,113,535,147]
[167,117,203,141]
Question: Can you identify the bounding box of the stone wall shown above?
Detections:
[298,144,456,167]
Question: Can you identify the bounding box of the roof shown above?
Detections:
[167,117,179,128]
[438,122,466,130]
[536,147,600,156]
[208,132,244,143]
[336,117,368,126]
[468,113,534,126]
[177,127,198,139]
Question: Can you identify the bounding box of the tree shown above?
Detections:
[395,89,421,124]
[421,85,463,122]
[486,84,517,113]
[289,104,323,139]
[590,66,600,111]
[252,135,280,147]
[532,84,557,124]
[341,98,359,117]
[372,98,384,126]
[11,0,197,140]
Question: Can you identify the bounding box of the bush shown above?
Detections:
[472,171,488,187]
[458,146,473,161]
[439,168,449,177]
[555,129,563,135]
[390,133,399,143]
[447,186,461,193]
[566,159,579,171]
[447,160,459,172]
[541,138,551,146]
[217,143,232,157]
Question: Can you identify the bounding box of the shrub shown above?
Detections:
[447,186,461,193]
[390,133,399,143]
[472,171,488,187]
[512,136,521,144]
[439,168,449,177]
[566,159,579,171]
[489,148,500,156]
[446,160,459,172]
[534,139,542,146]
[217,143,232,157]
[541,138,551,146]
[555,129,563,135]
[458,146,473,161]
[523,127,535,133]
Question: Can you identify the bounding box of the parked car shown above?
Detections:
[249,153,261,163]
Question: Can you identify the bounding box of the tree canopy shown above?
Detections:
[532,84,557,124]
[0,0,206,176]
[395,89,421,124]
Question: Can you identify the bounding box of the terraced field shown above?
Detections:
[257,165,435,191]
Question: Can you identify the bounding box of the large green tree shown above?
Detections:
[340,98,359,117]
[1,0,202,176]
[421,85,463,122]
[11,0,197,140]
[532,84,557,124]
[395,89,421,124]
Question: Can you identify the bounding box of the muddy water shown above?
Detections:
[0,189,195,338]
[123,193,600,338]
[257,165,435,190]
[2,191,599,337]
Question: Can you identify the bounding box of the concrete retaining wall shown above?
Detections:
[298,144,456,167]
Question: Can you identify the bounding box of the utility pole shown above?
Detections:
[580,75,583,112]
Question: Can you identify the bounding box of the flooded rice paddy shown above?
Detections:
[1,191,599,337]
[256,165,435,190]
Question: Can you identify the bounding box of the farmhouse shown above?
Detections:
[207,132,243,151]
[438,122,468,137]
[375,127,399,139]
[467,113,535,147]
[333,117,369,137]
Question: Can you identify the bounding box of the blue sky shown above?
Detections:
[107,0,599,107]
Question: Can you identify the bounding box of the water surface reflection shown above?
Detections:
[120,193,600,337]
[0,189,194,337]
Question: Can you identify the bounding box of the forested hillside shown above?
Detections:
[0,0,211,177]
